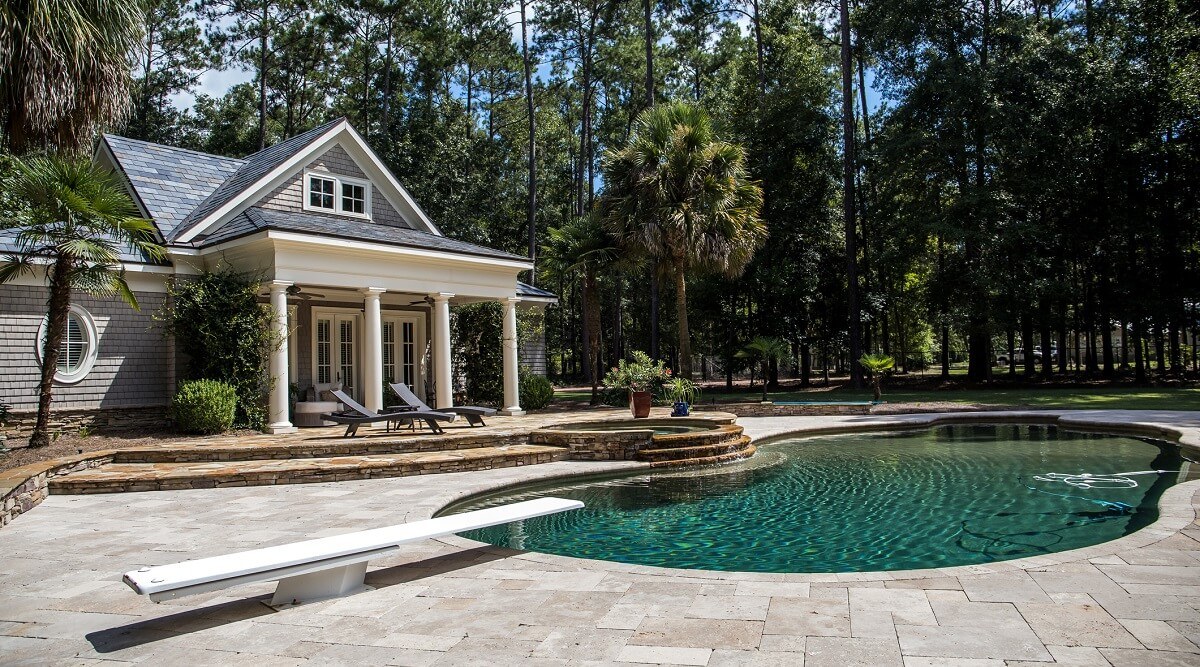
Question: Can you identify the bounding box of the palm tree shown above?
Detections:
[858,353,896,401]
[737,336,789,402]
[541,214,620,404]
[0,155,164,446]
[602,101,766,379]
[0,0,144,153]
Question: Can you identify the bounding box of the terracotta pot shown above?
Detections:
[629,391,652,418]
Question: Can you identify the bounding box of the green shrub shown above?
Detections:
[520,374,555,411]
[162,269,274,429]
[173,380,237,434]
[452,302,503,404]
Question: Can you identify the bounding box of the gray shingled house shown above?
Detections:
[0,118,556,433]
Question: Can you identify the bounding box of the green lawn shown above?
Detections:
[557,386,1200,411]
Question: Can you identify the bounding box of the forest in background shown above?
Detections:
[108,0,1200,386]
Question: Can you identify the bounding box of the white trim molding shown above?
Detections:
[175,120,446,243]
[36,304,100,385]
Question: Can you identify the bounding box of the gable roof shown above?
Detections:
[100,135,244,241]
[168,118,345,242]
[201,207,529,263]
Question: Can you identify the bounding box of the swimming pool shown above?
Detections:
[448,424,1190,572]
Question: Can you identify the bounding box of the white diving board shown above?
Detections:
[123,497,583,607]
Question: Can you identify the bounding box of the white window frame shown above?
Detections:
[302,170,372,220]
[36,304,99,384]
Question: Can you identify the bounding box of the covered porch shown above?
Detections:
[174,227,536,434]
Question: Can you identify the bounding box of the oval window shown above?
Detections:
[36,305,99,384]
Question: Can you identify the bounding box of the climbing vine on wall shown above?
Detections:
[161,268,276,429]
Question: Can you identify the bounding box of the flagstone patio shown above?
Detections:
[1,410,1198,665]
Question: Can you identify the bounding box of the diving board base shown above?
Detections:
[269,561,372,608]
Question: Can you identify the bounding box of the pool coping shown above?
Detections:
[425,409,1200,583]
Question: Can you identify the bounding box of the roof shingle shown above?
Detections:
[102,135,244,241]
[168,118,345,241]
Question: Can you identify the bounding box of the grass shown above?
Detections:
[557,384,1200,411]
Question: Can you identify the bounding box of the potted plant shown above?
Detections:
[603,351,671,418]
[667,378,699,417]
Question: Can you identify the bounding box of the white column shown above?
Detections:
[362,287,385,412]
[500,297,524,416]
[431,292,454,409]
[266,280,296,434]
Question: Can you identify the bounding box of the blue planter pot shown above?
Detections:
[671,402,690,417]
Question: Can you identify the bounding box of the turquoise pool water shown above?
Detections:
[452,425,1188,572]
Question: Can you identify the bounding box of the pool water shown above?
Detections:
[453,425,1188,572]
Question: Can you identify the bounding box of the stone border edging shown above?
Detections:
[0,450,117,527]
[426,409,1200,582]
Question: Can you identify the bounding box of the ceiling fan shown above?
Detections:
[408,296,434,306]
[286,284,327,301]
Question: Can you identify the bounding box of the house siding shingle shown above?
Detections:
[0,284,172,412]
[257,144,408,228]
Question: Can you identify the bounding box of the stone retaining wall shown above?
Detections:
[3,407,171,438]
[531,429,652,461]
[706,402,871,417]
[0,454,113,527]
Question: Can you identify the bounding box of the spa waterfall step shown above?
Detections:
[49,444,569,494]
[636,433,755,467]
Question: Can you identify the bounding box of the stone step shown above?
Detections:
[50,444,569,494]
[647,443,757,469]
[637,425,745,451]
[109,431,530,464]
[636,436,753,463]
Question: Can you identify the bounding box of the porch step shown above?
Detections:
[49,444,569,494]
[109,431,530,464]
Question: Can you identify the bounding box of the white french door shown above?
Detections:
[314,311,360,400]
[383,315,423,393]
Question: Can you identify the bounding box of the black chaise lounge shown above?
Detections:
[389,383,497,427]
[321,389,456,437]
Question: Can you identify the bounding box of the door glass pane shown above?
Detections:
[402,321,415,390]
[339,319,354,390]
[382,322,396,384]
[316,319,331,384]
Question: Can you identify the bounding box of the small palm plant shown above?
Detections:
[737,337,789,402]
[0,155,164,447]
[859,354,896,401]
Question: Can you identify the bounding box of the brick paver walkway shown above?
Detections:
[1,410,1198,665]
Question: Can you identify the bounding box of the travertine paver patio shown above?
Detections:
[1,410,1198,665]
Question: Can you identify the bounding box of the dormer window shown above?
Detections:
[303,171,371,219]
[308,175,335,209]
[342,182,365,214]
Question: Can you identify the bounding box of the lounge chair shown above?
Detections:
[389,383,497,427]
[321,389,456,437]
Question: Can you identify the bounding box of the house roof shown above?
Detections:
[201,207,530,263]
[168,118,345,242]
[517,281,558,300]
[101,135,244,241]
